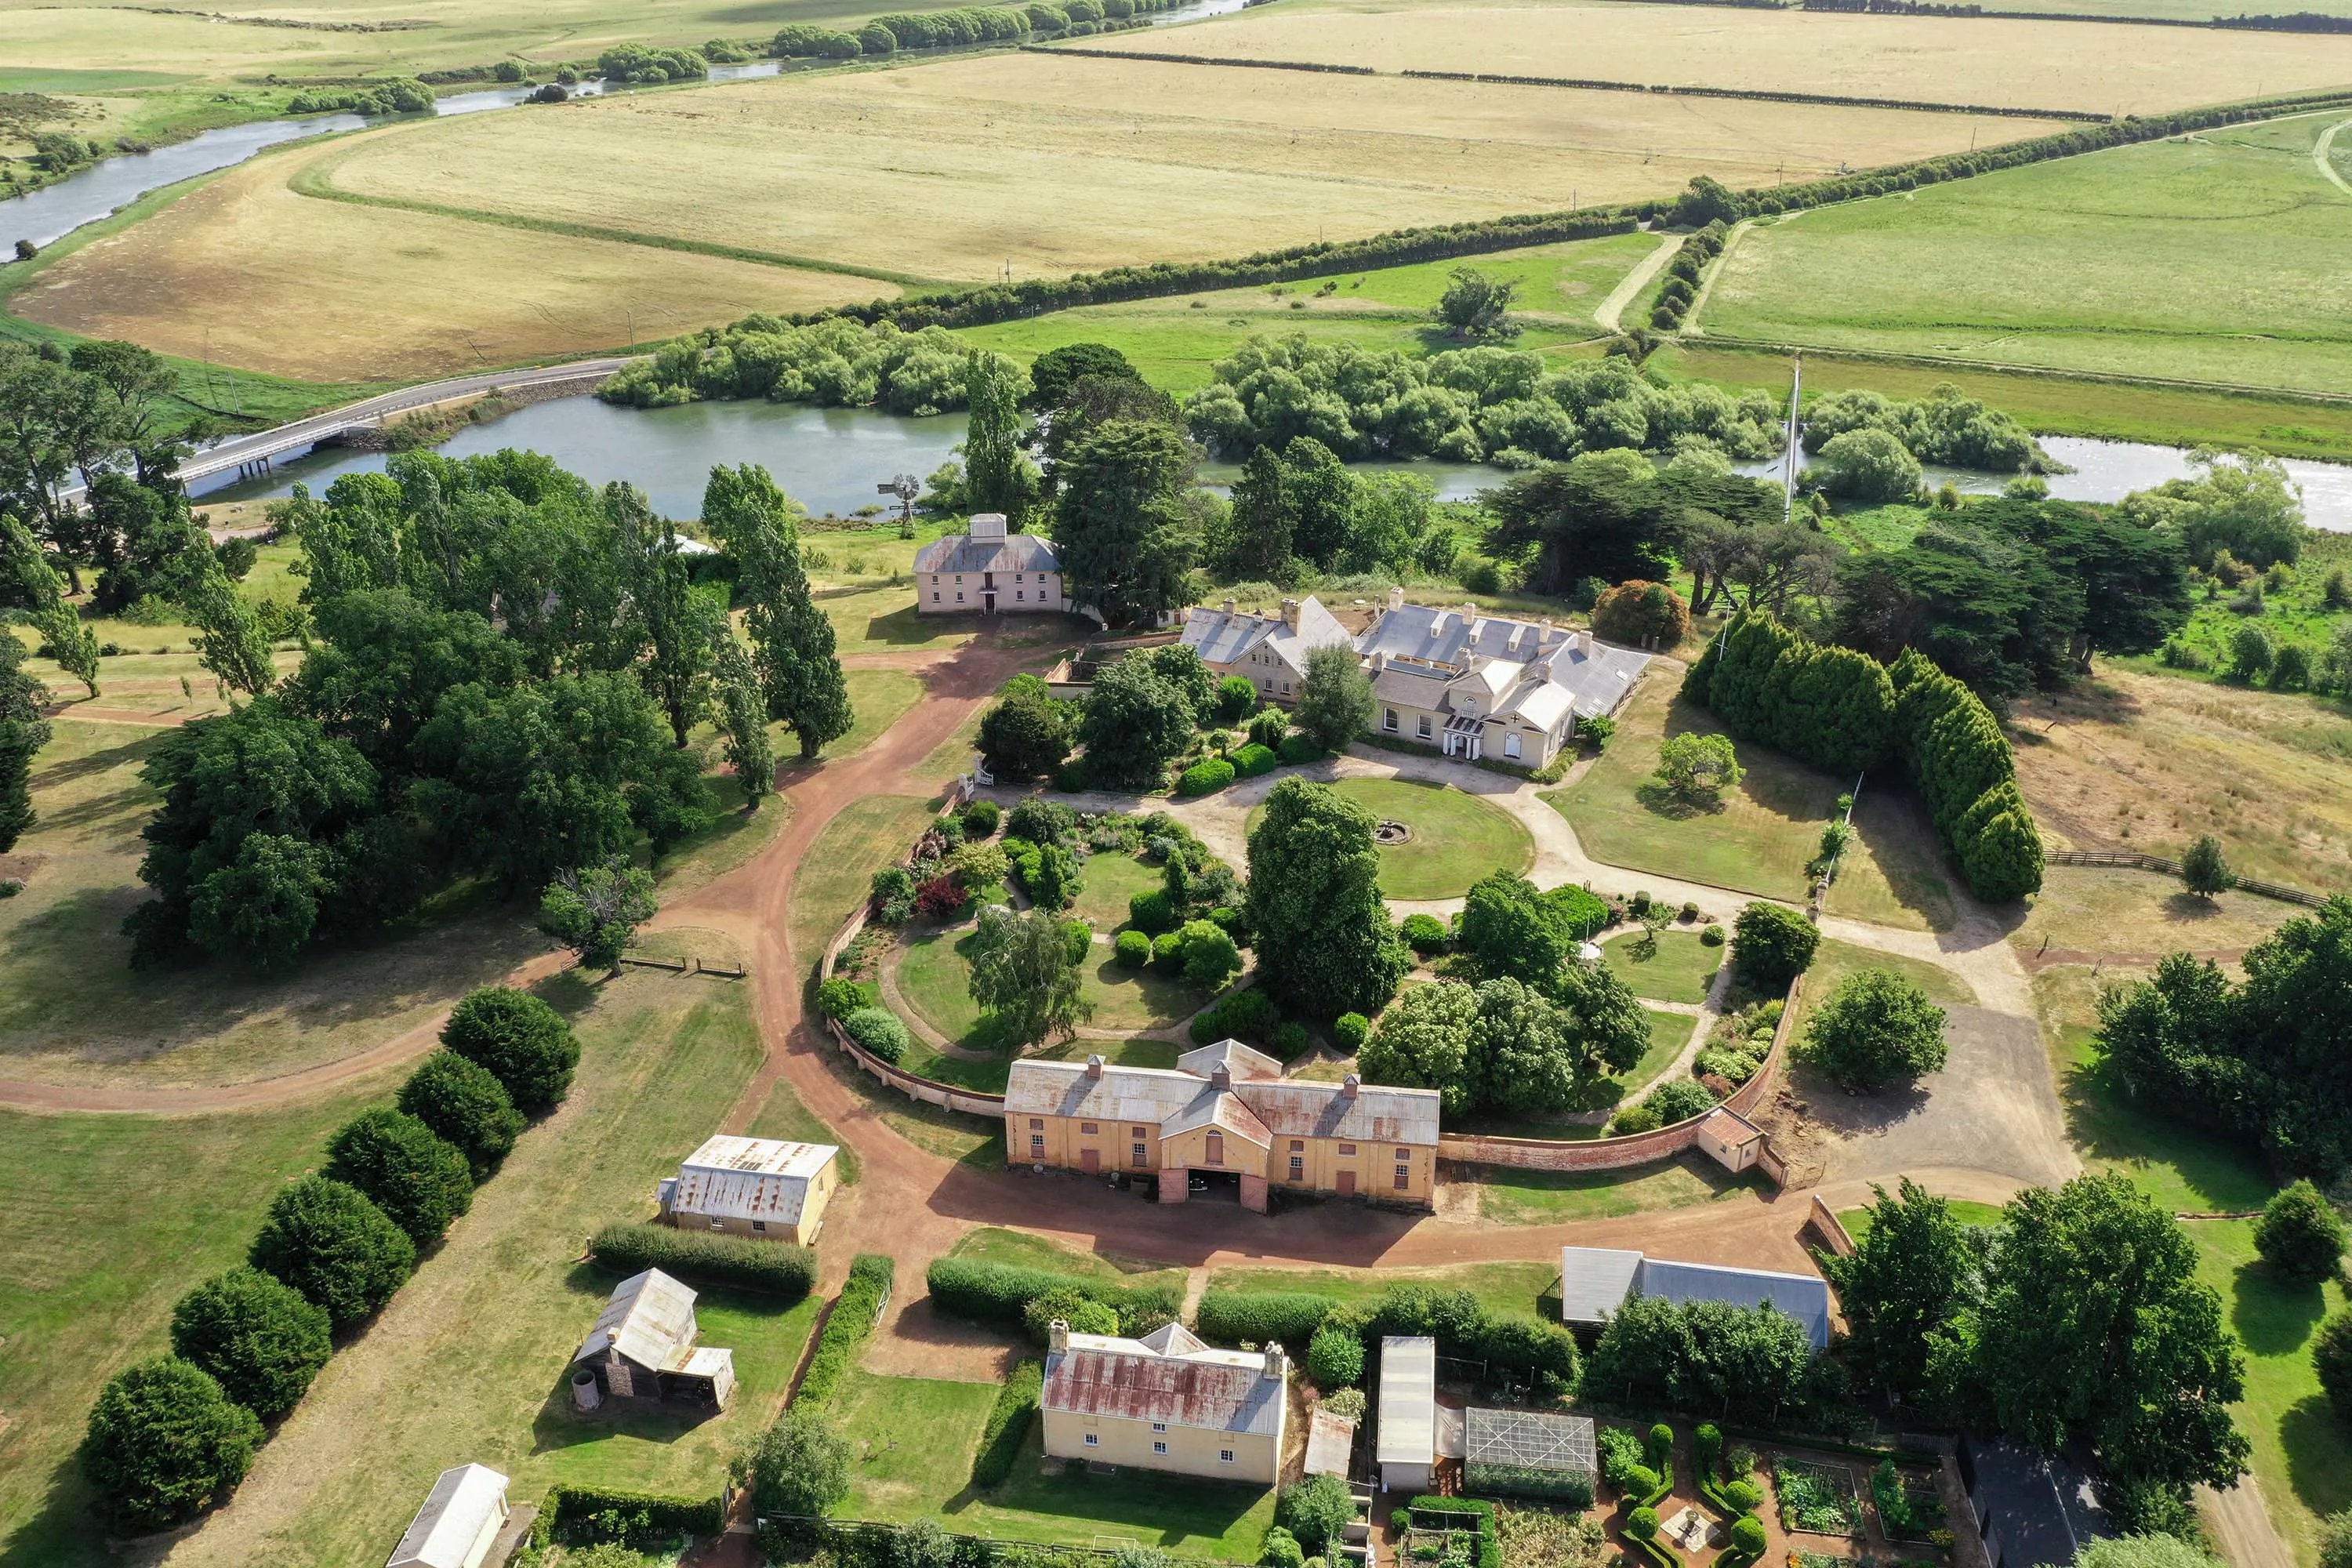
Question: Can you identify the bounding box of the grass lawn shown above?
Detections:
[788,794,943,967]
[1548,672,1953,931]
[896,927,1196,1087]
[1071,850,1165,933]
[2034,969,2352,1564]
[1079,952,1216,1033]
[800,667,924,762]
[837,1370,1005,1519]
[1837,1200,2007,1243]
[2009,866,2306,958]
[1206,1261,1560,1323]
[1473,1151,1770,1225]
[1246,775,1534,902]
[1788,938,1976,1036]
[913,703,991,786]
[2,932,831,1568]
[949,1227,1189,1290]
[1702,113,2352,398]
[1602,929,1722,1006]
[815,583,977,657]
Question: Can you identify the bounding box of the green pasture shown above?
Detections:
[1701,112,2352,397]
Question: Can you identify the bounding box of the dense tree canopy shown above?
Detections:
[169,1266,334,1421]
[1246,778,1410,1018]
[323,1107,474,1246]
[396,1050,524,1178]
[1077,653,1196,788]
[1584,1294,1828,1420]
[441,985,580,1114]
[1291,642,1374,754]
[0,626,51,853]
[978,673,1073,779]
[1802,970,1948,1087]
[80,1357,263,1531]
[1820,1178,1985,1401]
[1052,417,1199,626]
[2118,448,2306,570]
[967,904,1092,1049]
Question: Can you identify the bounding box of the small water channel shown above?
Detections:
[193,394,2352,531]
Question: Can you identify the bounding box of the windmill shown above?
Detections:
[877,472,920,537]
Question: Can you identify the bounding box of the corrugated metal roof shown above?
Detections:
[913,532,1062,575]
[1377,1336,1437,1466]
[1139,1321,1208,1356]
[1635,1257,1833,1349]
[1236,1080,1441,1145]
[575,1269,700,1372]
[1372,663,1451,708]
[1537,637,1649,717]
[1002,1060,1205,1123]
[1305,1409,1357,1478]
[669,1135,837,1225]
[1164,1088,1275,1147]
[1558,1247,1646,1324]
[1044,1332,1286,1436]
[386,1463,507,1568]
[1181,608,1279,666]
[1177,1039,1286,1081]
[1005,1057,1439,1145]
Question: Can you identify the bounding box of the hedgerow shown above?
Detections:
[589,1222,818,1299]
[1196,1290,1338,1349]
[970,1359,1044,1486]
[797,1254,895,1407]
[924,1256,1181,1332]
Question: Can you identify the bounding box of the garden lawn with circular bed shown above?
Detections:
[895,927,1210,1051]
[1245,776,1534,901]
[1602,930,1724,1006]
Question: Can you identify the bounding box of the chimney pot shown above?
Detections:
[1222,597,1236,615]
[1050,1318,1070,1354]
[1263,1341,1288,1381]
[1086,1053,1105,1078]
[1342,1073,1361,1098]
[1279,598,1300,631]
[1387,586,1406,612]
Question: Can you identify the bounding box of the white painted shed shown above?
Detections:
[1377,1334,1438,1494]
[385,1463,509,1568]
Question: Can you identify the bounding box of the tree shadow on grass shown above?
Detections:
[2228,1258,2330,1357]
[1634,780,1725,821]
[2279,1392,2352,1520]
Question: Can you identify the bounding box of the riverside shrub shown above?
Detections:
[590,1222,818,1299]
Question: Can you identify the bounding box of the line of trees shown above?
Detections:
[80,988,577,1532]
[1397,66,2107,122]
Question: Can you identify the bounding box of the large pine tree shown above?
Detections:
[701,463,852,758]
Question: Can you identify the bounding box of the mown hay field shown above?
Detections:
[12,125,891,382]
[1093,0,2352,114]
[1697,112,2352,395]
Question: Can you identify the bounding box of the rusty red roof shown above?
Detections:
[1044,1335,1286,1436]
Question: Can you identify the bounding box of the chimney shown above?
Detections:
[1049,1318,1070,1354]
[1086,1053,1105,1078]
[1211,1064,1232,1091]
[1279,598,1300,632]
[1369,651,1387,673]
[1342,1073,1361,1098]
[1262,1340,1289,1384]
[1575,629,1593,655]
[1221,597,1236,615]
[1387,586,1406,613]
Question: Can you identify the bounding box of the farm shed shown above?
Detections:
[385,1463,509,1568]
[1376,1335,1438,1493]
[659,1134,840,1246]
[1559,1246,1833,1348]
[1465,1407,1596,1501]
[1959,1434,2108,1568]
[571,1268,736,1411]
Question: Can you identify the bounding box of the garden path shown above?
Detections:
[1595,231,1686,335]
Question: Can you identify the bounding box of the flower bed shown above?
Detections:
[1773,1461,1861,1538]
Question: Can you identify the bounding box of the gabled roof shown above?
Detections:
[1236,1080,1441,1145]
[1377,1335,1437,1466]
[913,532,1062,575]
[386,1463,507,1568]
[1372,662,1453,709]
[1003,1056,1441,1146]
[575,1268,699,1371]
[1044,1330,1286,1436]
[669,1135,837,1225]
[1558,1247,1833,1348]
[1533,636,1650,717]
[1002,1059,1205,1123]
[1557,1247,1646,1326]
[1359,603,1572,671]
[1177,1039,1285,1081]
[1183,597,1352,675]
[1164,1086,1275,1147]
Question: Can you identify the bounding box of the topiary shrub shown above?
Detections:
[1178,757,1236,796]
[1306,1322,1364,1388]
[1278,733,1323,765]
[324,1108,474,1246]
[1400,913,1449,956]
[80,1358,263,1531]
[815,977,870,1021]
[1700,924,1726,947]
[1725,1479,1764,1512]
[1191,987,1280,1044]
[1332,1013,1369,1052]
[1628,1505,1660,1540]
[1730,1515,1768,1557]
[1128,887,1178,935]
[441,986,580,1114]
[1179,919,1243,988]
[1114,928,1152,968]
[1262,1525,1308,1568]
[1732,902,1819,991]
[1152,930,1185,975]
[962,798,1000,838]
[1232,742,1279,778]
[397,1050,524,1178]
[248,1176,416,1330]
[841,1007,909,1064]
[2254,1181,2347,1282]
[169,1267,332,1421]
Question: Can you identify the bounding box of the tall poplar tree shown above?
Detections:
[0,628,51,851]
[710,621,775,809]
[700,464,851,759]
[960,351,1038,528]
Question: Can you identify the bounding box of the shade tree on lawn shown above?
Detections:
[979,673,1075,779]
[1246,778,1409,1018]
[967,903,1094,1049]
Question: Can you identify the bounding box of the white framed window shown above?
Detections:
[931,593,940,604]
[1504,733,1522,759]
[956,592,964,603]
[1084,1433,1100,1447]
[931,574,939,583]
[1016,591,1025,601]
[1153,1441,1168,1456]
[1416,716,1432,738]
[1029,1135,1044,1154]
[1395,1168,1410,1190]
[1221,1450,1236,1464]
[1384,709,1399,731]
[1152,1421,1167,1432]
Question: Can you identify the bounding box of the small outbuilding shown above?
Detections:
[572,1268,736,1411]
[1465,1407,1596,1501]
[1695,1108,1767,1175]
[1959,1434,2108,1568]
[1376,1334,1438,1494]
[385,1463,510,1568]
[658,1134,840,1246]
[1559,1246,1832,1349]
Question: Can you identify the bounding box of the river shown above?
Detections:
[190,393,2352,531]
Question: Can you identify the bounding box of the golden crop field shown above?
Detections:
[1094,0,2352,115]
[16,49,2068,379]
[13,131,891,381]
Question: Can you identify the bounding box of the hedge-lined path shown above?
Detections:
[1595,231,1685,334]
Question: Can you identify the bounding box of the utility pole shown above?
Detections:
[1782,349,1802,524]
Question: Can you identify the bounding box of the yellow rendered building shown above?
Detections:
[1041,1319,1290,1485]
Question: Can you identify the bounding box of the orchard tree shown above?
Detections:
[1820,1178,1981,1400]
[540,855,659,974]
[80,1358,263,1531]
[1291,642,1373,753]
[324,1107,474,1246]
[2252,1181,2346,1282]
[978,673,1073,779]
[2181,835,2234,900]
[701,463,852,758]
[397,1051,524,1177]
[1246,778,1410,1018]
[1802,970,1948,1087]
[248,1176,416,1330]
[169,1267,333,1421]
[967,903,1092,1049]
[441,985,580,1113]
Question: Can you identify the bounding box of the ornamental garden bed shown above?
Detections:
[1773,1460,1864,1539]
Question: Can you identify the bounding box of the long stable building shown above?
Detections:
[1003,1040,1442,1211]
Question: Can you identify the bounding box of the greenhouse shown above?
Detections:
[1464,1407,1598,1501]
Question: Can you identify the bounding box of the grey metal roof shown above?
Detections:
[387,1464,508,1568]
[1177,1038,1286,1081]
[1162,1087,1275,1146]
[1004,1056,1440,1145]
[913,532,1062,575]
[1635,1257,1833,1349]
[1359,601,1652,731]
[1357,604,1569,670]
[1003,1060,1206,1123]
[1377,1335,1437,1466]
[1962,1436,2110,1568]
[1044,1331,1286,1436]
[1236,1080,1441,1145]
[1183,596,1352,676]
[1557,1247,1646,1325]
[575,1268,700,1372]
[1534,637,1650,720]
[1371,662,1453,709]
[1305,1409,1356,1478]
[669,1135,836,1225]
[1466,1407,1596,1475]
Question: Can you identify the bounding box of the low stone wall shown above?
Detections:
[819,904,1006,1119]
[1437,972,1802,1174]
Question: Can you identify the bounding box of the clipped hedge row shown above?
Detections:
[1889,648,2043,901]
[1196,1290,1337,1350]
[1177,757,1236,796]
[589,1222,818,1301]
[1042,43,1377,73]
[1230,742,1279,778]
[1687,611,1896,777]
[536,1484,724,1548]
[799,1253,895,1408]
[925,1257,1182,1333]
[971,1358,1044,1486]
[1198,1285,1581,1387]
